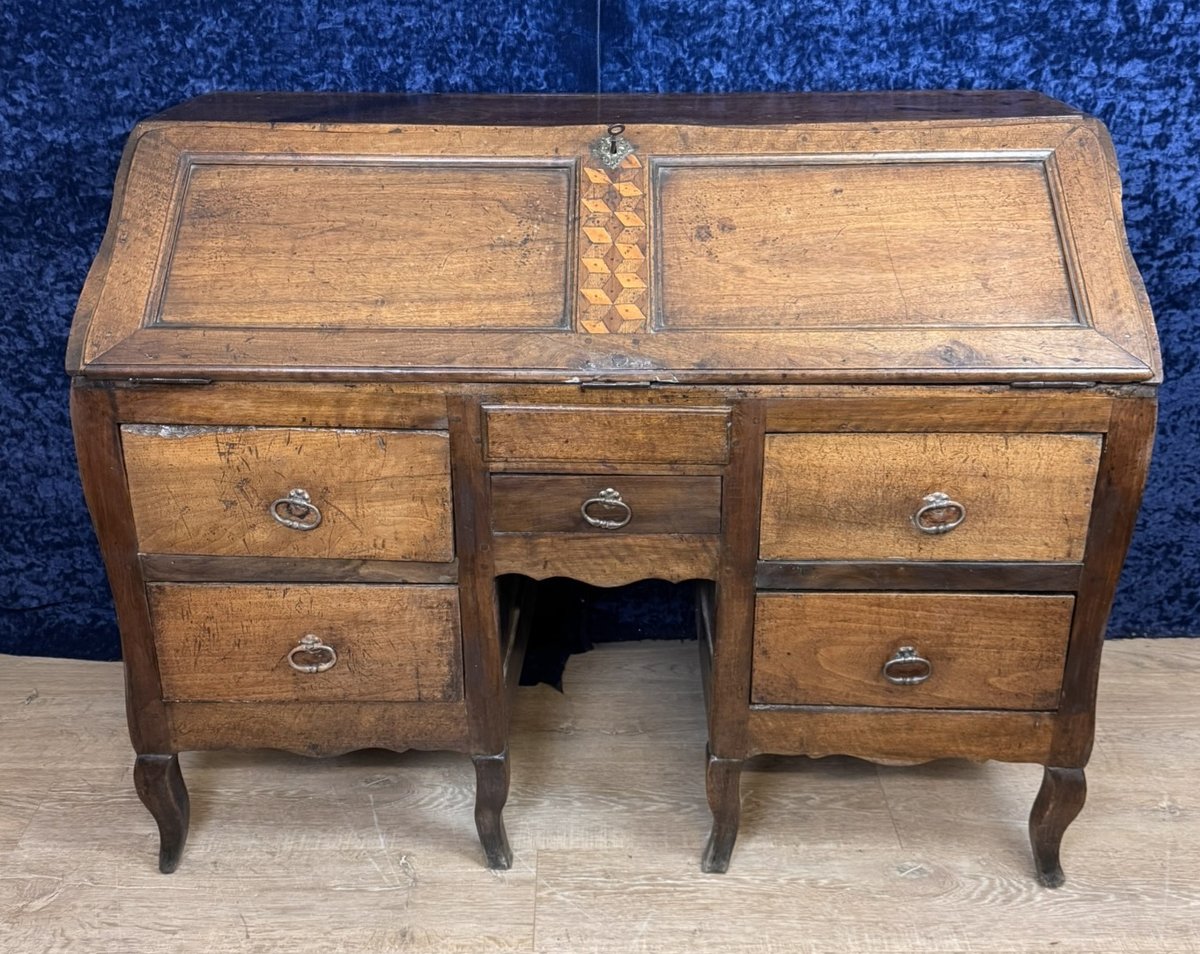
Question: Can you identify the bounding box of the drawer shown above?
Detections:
[491,475,721,534]
[752,592,1074,710]
[122,426,453,561]
[484,405,730,465]
[147,584,462,703]
[760,433,1101,562]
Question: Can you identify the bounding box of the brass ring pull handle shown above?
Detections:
[287,634,338,674]
[580,488,633,530]
[270,488,322,531]
[912,491,966,535]
[882,646,932,685]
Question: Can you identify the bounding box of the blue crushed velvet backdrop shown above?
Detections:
[2,1,1197,660]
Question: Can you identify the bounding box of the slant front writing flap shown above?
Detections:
[68,95,1159,383]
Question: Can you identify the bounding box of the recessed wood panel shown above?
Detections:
[655,160,1077,330]
[122,425,453,561]
[156,160,574,330]
[760,432,1101,562]
[149,584,462,703]
[752,592,1074,709]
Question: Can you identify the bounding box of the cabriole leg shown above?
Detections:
[133,753,190,874]
[473,749,512,870]
[1029,765,1087,888]
[701,745,743,873]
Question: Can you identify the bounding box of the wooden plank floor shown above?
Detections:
[1,638,1198,953]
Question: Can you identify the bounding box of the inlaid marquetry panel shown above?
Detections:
[577,154,650,333]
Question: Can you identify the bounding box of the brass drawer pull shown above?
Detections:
[912,491,966,535]
[270,488,322,531]
[580,487,633,530]
[882,646,932,685]
[287,634,338,674]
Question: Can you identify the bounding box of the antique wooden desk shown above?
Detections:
[67,91,1159,886]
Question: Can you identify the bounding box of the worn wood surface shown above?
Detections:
[760,432,1102,562]
[122,425,453,561]
[69,104,1159,384]
[656,160,1076,330]
[2,639,1197,953]
[484,405,730,464]
[148,584,463,704]
[752,593,1075,710]
[492,534,719,585]
[140,554,459,584]
[491,475,721,534]
[755,560,1083,592]
[157,161,573,331]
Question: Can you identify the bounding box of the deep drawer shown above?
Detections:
[484,405,730,465]
[759,432,1101,562]
[491,474,721,534]
[752,592,1074,710]
[122,426,453,561]
[148,583,463,703]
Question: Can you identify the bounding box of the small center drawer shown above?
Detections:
[752,592,1074,711]
[484,405,730,465]
[122,425,453,562]
[148,583,463,703]
[491,475,721,534]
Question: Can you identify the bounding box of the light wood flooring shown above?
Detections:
[1,638,1198,953]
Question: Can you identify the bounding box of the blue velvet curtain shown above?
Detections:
[2,0,1196,658]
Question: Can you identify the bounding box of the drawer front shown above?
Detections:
[491,475,721,534]
[148,584,462,703]
[123,426,453,561]
[484,405,730,464]
[760,433,1101,562]
[752,592,1074,710]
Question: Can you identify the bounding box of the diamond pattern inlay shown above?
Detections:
[577,152,649,333]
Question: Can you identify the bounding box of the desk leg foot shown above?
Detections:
[701,746,743,873]
[1029,765,1086,888]
[134,754,189,874]
[473,750,512,870]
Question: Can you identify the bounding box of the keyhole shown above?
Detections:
[608,124,625,153]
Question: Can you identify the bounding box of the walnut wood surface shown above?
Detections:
[745,706,1057,763]
[140,554,458,584]
[147,584,463,704]
[112,382,449,428]
[69,109,1158,383]
[760,432,1102,562]
[752,593,1075,710]
[1029,766,1087,887]
[492,534,719,585]
[755,561,1083,592]
[122,425,453,561]
[165,700,469,756]
[133,754,189,874]
[656,160,1076,330]
[484,405,730,464]
[158,162,573,331]
[490,474,721,533]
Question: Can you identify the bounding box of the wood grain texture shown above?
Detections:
[158,160,574,331]
[656,160,1077,330]
[4,639,1199,953]
[491,474,721,534]
[752,593,1075,710]
[760,432,1102,561]
[746,706,1057,763]
[492,534,719,585]
[147,583,463,704]
[484,405,730,464]
[755,560,1083,592]
[122,425,453,561]
[112,381,449,429]
[140,554,458,584]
